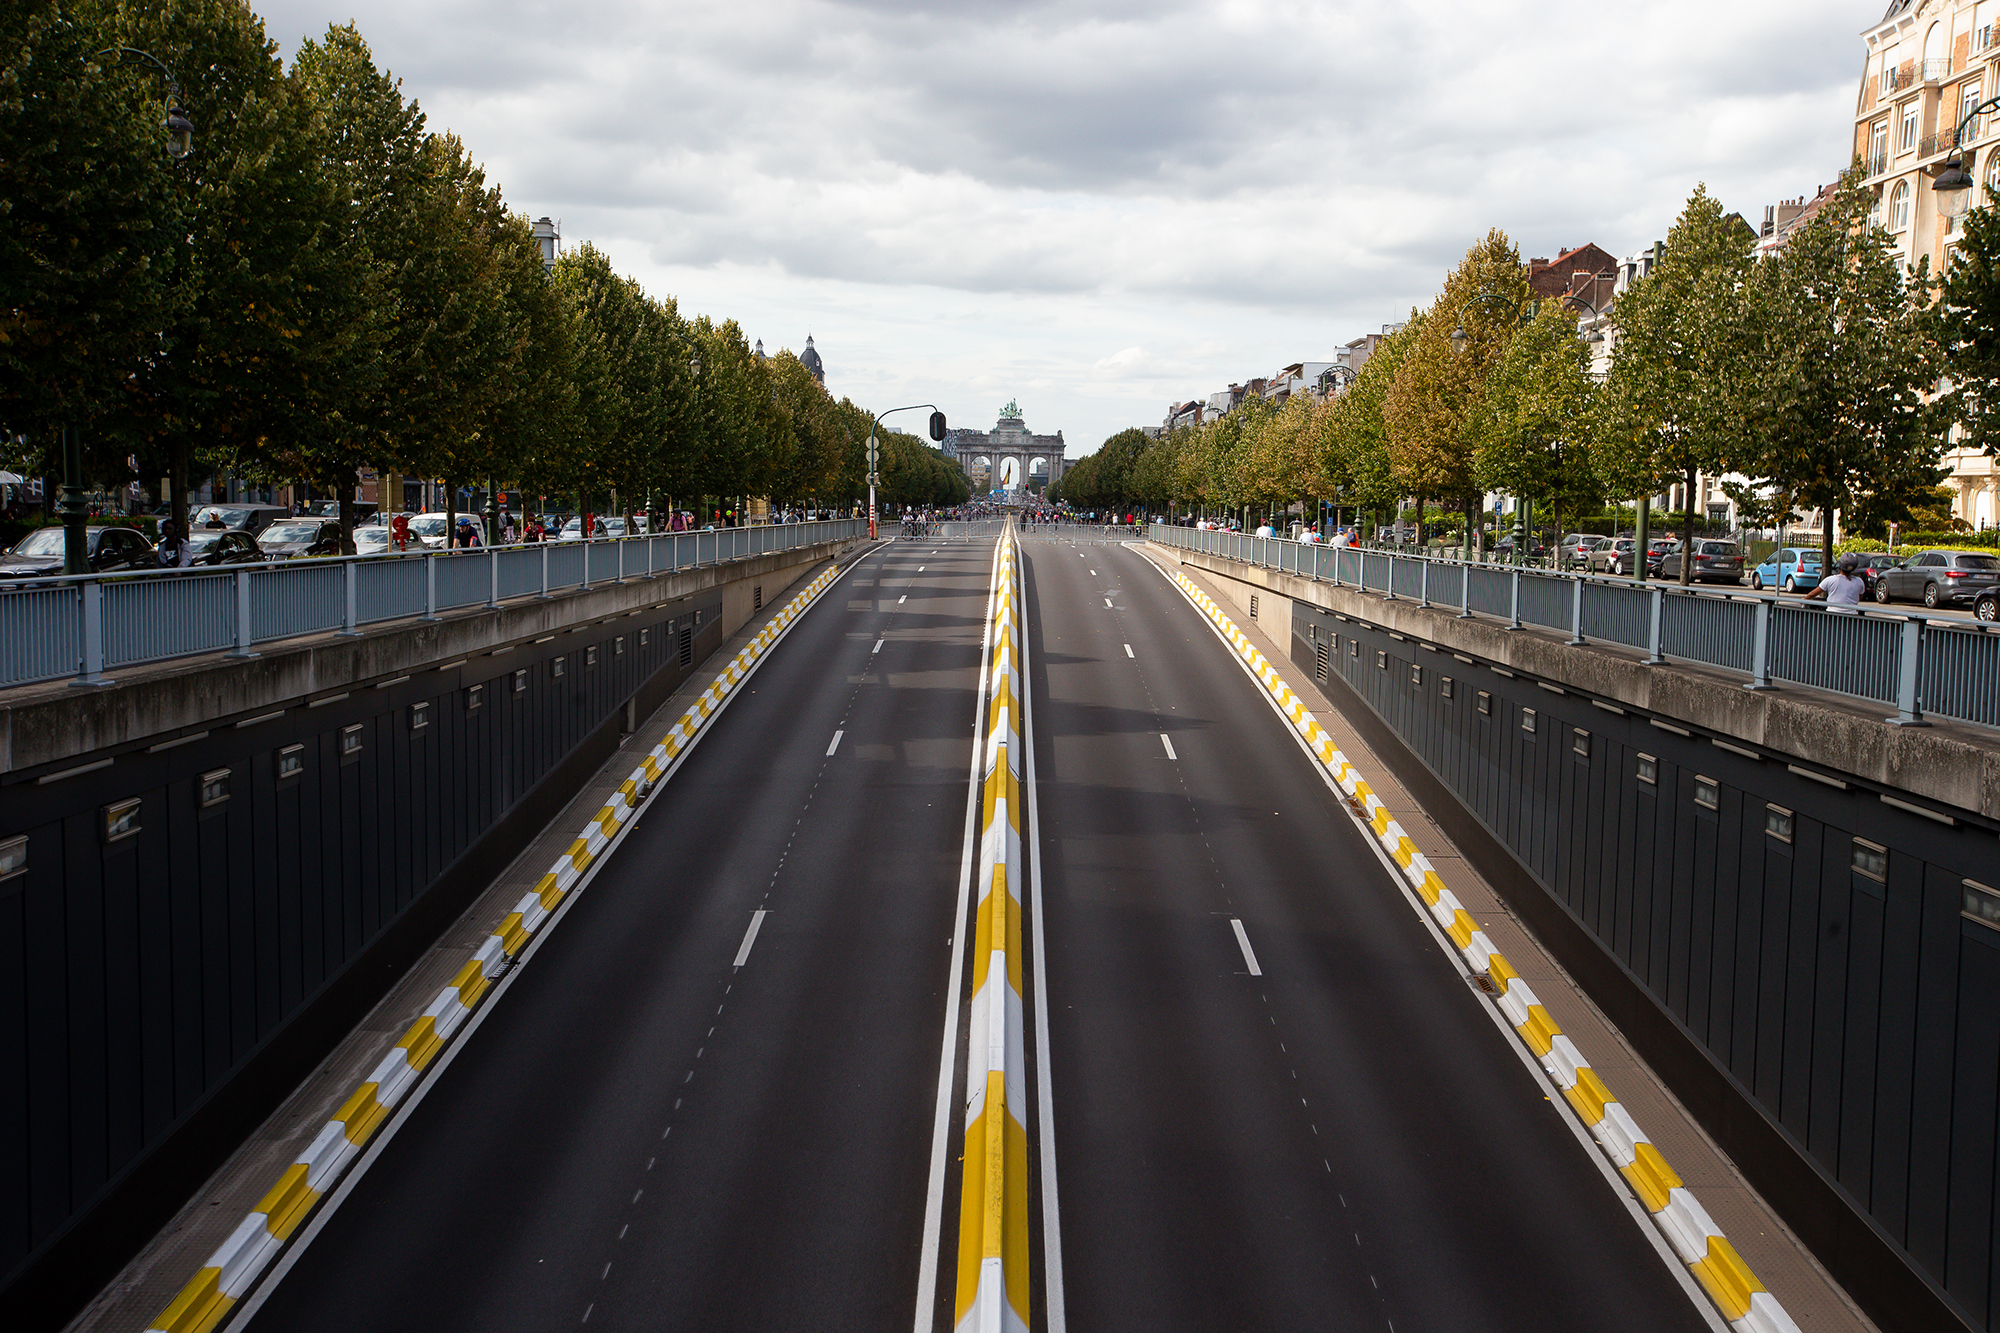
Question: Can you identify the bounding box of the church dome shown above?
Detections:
[800,334,824,385]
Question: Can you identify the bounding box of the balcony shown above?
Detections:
[1866,149,1890,177]
[1924,57,1953,82]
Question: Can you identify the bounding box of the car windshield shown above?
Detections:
[355,528,390,545]
[408,517,447,536]
[185,533,227,551]
[194,508,250,526]
[262,523,323,543]
[11,529,66,556]
[1701,542,1739,556]
[562,518,582,532]
[1958,554,2000,571]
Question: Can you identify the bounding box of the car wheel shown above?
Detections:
[1923,581,1941,609]
[1978,596,2000,623]
[1750,573,1762,590]
[1874,580,1891,604]
[1783,576,1795,593]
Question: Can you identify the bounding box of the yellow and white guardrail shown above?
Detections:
[955,528,1031,1333]
[147,563,846,1333]
[1165,568,1802,1333]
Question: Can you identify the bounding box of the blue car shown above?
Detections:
[1750,547,1822,593]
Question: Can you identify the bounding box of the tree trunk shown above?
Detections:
[1822,502,1836,580]
[170,438,190,540]
[446,480,457,548]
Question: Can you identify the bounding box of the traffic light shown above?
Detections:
[928,410,947,442]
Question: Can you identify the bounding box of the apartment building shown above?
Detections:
[1859,0,2000,527]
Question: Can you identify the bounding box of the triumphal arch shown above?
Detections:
[941,401,1066,494]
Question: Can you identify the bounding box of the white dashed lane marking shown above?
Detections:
[1230,918,1263,976]
[873,639,884,654]
[1159,733,1177,760]
[899,595,907,604]
[1123,644,1134,658]
[1104,598,1113,609]
[733,910,768,968]
[826,729,844,756]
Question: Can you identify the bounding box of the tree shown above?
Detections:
[1470,300,1599,542]
[1324,318,1418,533]
[1595,185,1756,582]
[1735,172,1945,574]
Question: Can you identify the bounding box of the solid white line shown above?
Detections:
[1230,918,1263,976]
[733,909,768,967]
[1139,553,1730,1333]
[873,639,884,654]
[827,730,844,756]
[1018,538,1067,1332]
[913,535,1003,1333]
[1123,644,1133,658]
[1160,733,1177,760]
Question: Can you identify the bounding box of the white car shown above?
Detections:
[403,513,452,548]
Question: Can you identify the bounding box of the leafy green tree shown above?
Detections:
[1943,197,2000,460]
[1734,173,1945,574]
[1470,300,1599,542]
[1325,318,1418,533]
[1595,185,1756,582]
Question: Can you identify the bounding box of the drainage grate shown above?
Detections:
[1467,973,1498,995]
[679,625,694,667]
[754,585,763,610]
[1249,594,1259,619]
[1315,641,1330,682]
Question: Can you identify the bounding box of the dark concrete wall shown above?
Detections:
[1261,592,1999,1333]
[0,540,850,1324]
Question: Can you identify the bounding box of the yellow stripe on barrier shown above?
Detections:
[395,1015,443,1071]
[334,1084,386,1145]
[1624,1141,1682,1213]
[255,1163,320,1241]
[1691,1235,1765,1321]
[150,1267,230,1333]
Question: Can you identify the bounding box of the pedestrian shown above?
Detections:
[156,519,192,568]
[391,512,411,551]
[1807,553,1867,612]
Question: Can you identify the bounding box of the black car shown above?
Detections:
[191,504,293,536]
[1873,549,2000,607]
[0,525,157,579]
[180,530,268,566]
[256,519,343,560]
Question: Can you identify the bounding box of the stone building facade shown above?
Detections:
[941,402,1066,492]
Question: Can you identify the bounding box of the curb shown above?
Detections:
[1165,568,1801,1333]
[144,563,846,1333]
[954,528,1031,1333]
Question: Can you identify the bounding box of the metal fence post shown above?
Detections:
[487,547,501,609]
[1384,555,1397,601]
[615,536,625,584]
[539,542,551,599]
[75,580,107,683]
[423,552,439,621]
[233,569,257,654]
[343,559,361,635]
[1569,577,1585,645]
[1892,617,1930,726]
[1419,558,1429,608]
[1459,560,1472,619]
[1646,587,1665,664]
[581,540,592,591]
[1745,599,1774,690]
[1508,569,1522,630]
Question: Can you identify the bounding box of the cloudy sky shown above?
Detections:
[256,0,1866,457]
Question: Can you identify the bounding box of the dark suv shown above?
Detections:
[1874,550,2000,607]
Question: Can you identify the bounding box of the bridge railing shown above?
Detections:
[0,520,864,690]
[1150,522,2000,732]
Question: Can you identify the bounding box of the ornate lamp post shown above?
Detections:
[60,49,193,575]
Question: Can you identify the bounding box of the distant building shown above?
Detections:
[941,401,1066,490]
[1527,244,1618,315]
[799,334,824,386]
[1754,185,1837,258]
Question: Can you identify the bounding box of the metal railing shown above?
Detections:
[1150,523,2000,732]
[0,520,863,690]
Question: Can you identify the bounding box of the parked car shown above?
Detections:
[257,519,344,559]
[180,530,266,566]
[1558,533,1605,569]
[0,525,157,579]
[403,512,453,549]
[1872,549,2000,607]
[1492,534,1549,560]
[1656,539,1745,584]
[1975,587,1999,622]
[191,504,292,536]
[1749,547,1822,593]
[352,526,397,556]
[1849,552,1902,600]
[1588,538,1638,576]
[313,500,379,523]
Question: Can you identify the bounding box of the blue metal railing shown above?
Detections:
[0,520,864,690]
[1149,523,2000,732]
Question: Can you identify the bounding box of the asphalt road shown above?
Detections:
[247,538,994,1333]
[1017,532,1711,1332]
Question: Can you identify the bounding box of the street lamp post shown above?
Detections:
[864,405,950,539]
[61,48,193,576]
[1929,94,2000,193]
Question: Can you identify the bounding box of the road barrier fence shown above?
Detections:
[1150,524,2000,733]
[0,521,863,691]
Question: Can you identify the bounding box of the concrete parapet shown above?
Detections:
[1158,545,2000,826]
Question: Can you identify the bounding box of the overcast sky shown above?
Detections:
[256,0,1865,458]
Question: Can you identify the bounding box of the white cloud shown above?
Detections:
[254,0,1865,455]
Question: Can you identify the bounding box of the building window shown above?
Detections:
[466,683,484,712]
[586,645,598,668]
[1870,118,1889,172]
[1440,676,1453,700]
[199,769,231,808]
[1521,707,1536,735]
[1409,663,1422,687]
[0,834,25,882]
[341,724,365,762]
[1477,690,1491,716]
[1965,880,2000,931]
[1901,101,1920,153]
[1986,151,2000,203]
[552,656,566,679]
[102,798,141,844]
[514,668,528,694]
[615,636,625,656]
[1349,638,1359,658]
[1765,804,1793,843]
[1572,728,1590,758]
[1852,838,1887,881]
[1694,775,1719,809]
[1376,649,1388,669]
[278,744,305,780]
[410,701,429,732]
[639,627,650,647]
[1890,180,1912,230]
[1636,753,1658,785]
